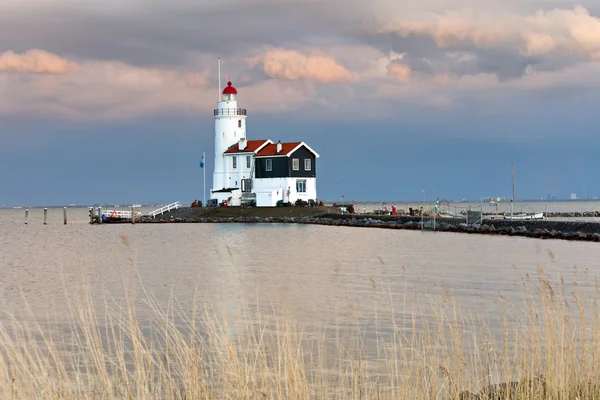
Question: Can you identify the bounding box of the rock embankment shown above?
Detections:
[545,211,600,218]
[140,210,600,242]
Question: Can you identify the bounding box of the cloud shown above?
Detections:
[523,32,556,56]
[0,49,318,120]
[2,1,600,121]
[246,49,355,83]
[364,5,600,78]
[526,6,600,60]
[0,49,80,74]
[387,62,412,82]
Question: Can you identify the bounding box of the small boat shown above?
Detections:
[504,212,545,220]
[438,211,464,218]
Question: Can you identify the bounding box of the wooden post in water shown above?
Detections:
[131,206,135,224]
[43,208,48,225]
[25,209,29,224]
[63,207,68,225]
[98,207,102,224]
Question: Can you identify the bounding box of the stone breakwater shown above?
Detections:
[136,213,600,242]
[541,211,599,218]
[482,211,600,218]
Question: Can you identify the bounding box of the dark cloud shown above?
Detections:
[0,1,344,67]
[2,0,600,84]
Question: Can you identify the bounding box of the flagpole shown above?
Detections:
[203,151,206,207]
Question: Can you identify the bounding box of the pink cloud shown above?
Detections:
[1,41,600,121]
[387,62,412,82]
[246,49,354,83]
[0,49,80,74]
[371,6,600,62]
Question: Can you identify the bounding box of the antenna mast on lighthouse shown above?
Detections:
[218,58,221,100]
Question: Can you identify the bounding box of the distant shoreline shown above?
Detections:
[2,198,600,210]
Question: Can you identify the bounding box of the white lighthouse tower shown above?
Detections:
[212,80,247,199]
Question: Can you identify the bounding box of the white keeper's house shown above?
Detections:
[210,80,319,207]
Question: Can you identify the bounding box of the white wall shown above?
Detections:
[291,177,317,204]
[222,153,252,189]
[256,191,279,207]
[253,178,289,204]
[253,177,317,206]
[212,189,242,206]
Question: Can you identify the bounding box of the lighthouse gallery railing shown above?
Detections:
[214,108,247,116]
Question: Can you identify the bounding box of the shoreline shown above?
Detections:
[102,207,600,242]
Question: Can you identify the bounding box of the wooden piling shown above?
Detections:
[25,209,29,224]
[89,207,93,224]
[64,207,68,225]
[43,208,48,225]
[98,207,102,224]
[131,206,136,224]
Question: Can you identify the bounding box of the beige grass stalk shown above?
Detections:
[2,265,600,399]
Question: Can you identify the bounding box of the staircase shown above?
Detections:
[241,192,256,206]
[148,201,181,218]
[240,160,257,206]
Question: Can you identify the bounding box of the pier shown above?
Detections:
[88,201,181,224]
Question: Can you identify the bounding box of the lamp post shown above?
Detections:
[341,176,344,213]
[421,189,425,232]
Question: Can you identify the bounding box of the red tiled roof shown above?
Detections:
[224,139,271,154]
[255,142,302,157]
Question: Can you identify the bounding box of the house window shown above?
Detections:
[238,120,242,128]
[296,179,306,193]
[246,156,251,168]
[304,159,311,171]
[232,156,237,169]
[292,158,299,170]
[266,159,272,171]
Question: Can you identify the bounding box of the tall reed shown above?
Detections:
[0,266,598,399]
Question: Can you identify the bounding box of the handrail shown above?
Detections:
[214,108,247,116]
[149,201,180,218]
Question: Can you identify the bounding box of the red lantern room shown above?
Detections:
[222,81,237,101]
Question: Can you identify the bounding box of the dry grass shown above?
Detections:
[0,267,599,399]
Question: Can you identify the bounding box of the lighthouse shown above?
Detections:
[212,80,247,194]
[209,68,320,208]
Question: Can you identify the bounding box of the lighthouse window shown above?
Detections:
[246,156,251,168]
[265,159,272,171]
[304,159,311,171]
[238,120,242,128]
[296,179,306,193]
[292,158,299,170]
[232,156,237,169]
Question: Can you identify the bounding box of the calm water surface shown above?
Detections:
[1,207,598,334]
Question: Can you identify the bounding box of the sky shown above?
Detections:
[1,0,600,206]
